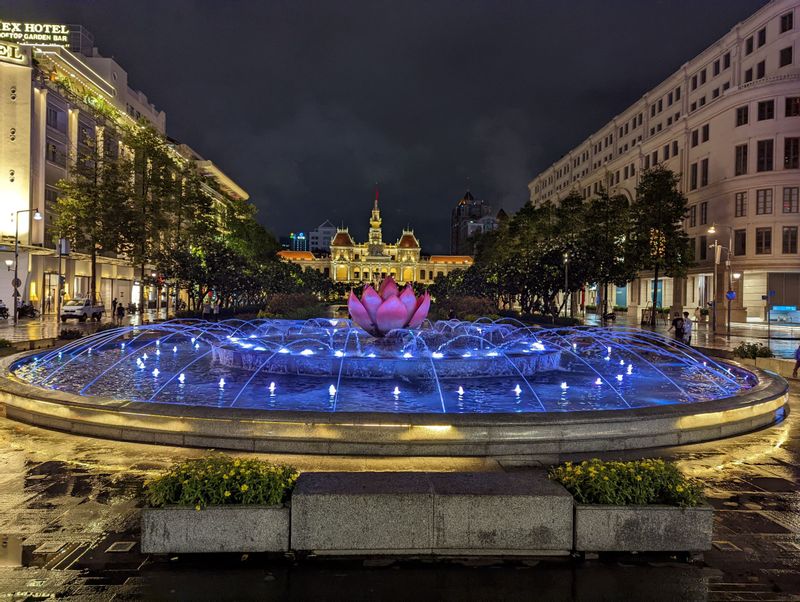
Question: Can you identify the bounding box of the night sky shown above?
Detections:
[3,0,765,252]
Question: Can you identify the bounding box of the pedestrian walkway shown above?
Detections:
[0,310,169,343]
[583,312,800,359]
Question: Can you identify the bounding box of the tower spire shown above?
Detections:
[374,182,379,210]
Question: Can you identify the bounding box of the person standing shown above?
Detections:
[112,298,118,318]
[682,311,693,346]
[213,300,221,321]
[115,302,125,325]
[201,299,211,320]
[793,343,800,379]
[667,312,684,341]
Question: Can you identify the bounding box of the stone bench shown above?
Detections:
[290,471,573,556]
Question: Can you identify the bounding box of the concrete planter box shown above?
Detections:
[574,504,713,553]
[291,472,573,556]
[141,505,290,553]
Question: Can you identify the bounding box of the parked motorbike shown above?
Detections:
[0,306,8,319]
[17,303,39,319]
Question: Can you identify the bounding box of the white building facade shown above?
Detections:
[528,0,800,325]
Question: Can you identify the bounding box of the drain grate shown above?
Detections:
[33,542,66,554]
[105,541,136,553]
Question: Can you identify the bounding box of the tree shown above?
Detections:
[628,166,693,326]
[55,137,133,304]
[583,188,638,316]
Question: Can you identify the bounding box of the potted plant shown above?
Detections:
[699,307,709,322]
[141,454,298,554]
[549,458,712,553]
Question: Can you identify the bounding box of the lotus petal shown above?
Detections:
[360,285,383,323]
[375,296,411,333]
[378,275,399,300]
[407,292,430,328]
[348,291,376,334]
[398,285,418,322]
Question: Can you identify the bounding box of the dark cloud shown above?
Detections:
[1,0,764,251]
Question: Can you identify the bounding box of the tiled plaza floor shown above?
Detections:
[0,385,797,600]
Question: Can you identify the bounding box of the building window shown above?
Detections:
[758,100,775,120]
[689,205,697,227]
[757,139,774,171]
[783,226,799,254]
[723,81,730,91]
[723,52,731,69]
[713,59,720,76]
[756,60,765,79]
[755,227,772,254]
[784,187,800,213]
[781,11,794,33]
[734,229,747,256]
[699,235,708,260]
[689,163,698,190]
[712,88,720,99]
[744,68,753,83]
[700,158,709,187]
[672,140,678,156]
[757,27,766,47]
[700,201,708,225]
[736,105,749,126]
[735,144,748,175]
[644,155,650,170]
[691,74,698,90]
[756,188,773,214]
[735,191,747,217]
[700,69,706,85]
[675,87,681,100]
[786,137,800,169]
[663,144,670,160]
[745,36,754,55]
[691,129,699,147]
[652,150,657,165]
[701,124,709,142]
[46,106,58,129]
[787,97,800,116]
[699,96,706,107]
[780,47,793,67]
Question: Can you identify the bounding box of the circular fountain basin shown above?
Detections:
[0,318,788,458]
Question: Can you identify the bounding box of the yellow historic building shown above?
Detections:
[278,195,473,284]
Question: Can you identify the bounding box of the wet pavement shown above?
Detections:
[0,311,168,344]
[0,384,798,600]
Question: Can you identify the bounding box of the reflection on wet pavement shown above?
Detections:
[0,386,798,599]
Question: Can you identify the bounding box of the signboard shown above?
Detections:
[0,40,26,65]
[725,290,736,301]
[0,21,70,46]
[773,305,797,312]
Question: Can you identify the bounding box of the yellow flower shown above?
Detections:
[636,475,642,481]
[195,504,201,511]
[234,459,241,467]
[224,490,231,497]
[676,485,684,493]
[223,474,229,480]
[603,476,609,481]
[240,484,249,492]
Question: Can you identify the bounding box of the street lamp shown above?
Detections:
[13,208,43,324]
[708,223,735,337]
[563,253,569,318]
[4,259,12,271]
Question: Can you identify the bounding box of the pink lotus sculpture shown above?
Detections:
[348,276,430,337]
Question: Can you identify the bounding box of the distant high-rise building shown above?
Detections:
[288,232,308,251]
[309,220,337,252]
[450,191,499,254]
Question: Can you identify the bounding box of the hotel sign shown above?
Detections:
[0,21,70,46]
[0,41,27,65]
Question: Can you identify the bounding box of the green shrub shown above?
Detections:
[0,338,12,349]
[429,296,498,321]
[700,308,710,316]
[258,293,325,320]
[59,328,83,340]
[732,342,774,359]
[612,305,628,313]
[584,304,597,311]
[548,458,703,507]
[145,454,298,510]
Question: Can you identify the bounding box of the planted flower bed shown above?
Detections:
[141,455,298,553]
[549,458,713,553]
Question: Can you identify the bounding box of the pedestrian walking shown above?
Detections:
[793,343,800,379]
[112,298,118,317]
[682,311,693,346]
[213,300,221,321]
[201,299,212,320]
[667,312,684,341]
[115,303,125,325]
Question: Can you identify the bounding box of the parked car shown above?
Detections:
[61,299,105,322]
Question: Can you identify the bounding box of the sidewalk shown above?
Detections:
[0,309,169,344]
[583,312,800,359]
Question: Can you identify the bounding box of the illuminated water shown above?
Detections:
[11,319,755,414]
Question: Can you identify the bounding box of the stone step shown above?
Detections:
[290,471,573,556]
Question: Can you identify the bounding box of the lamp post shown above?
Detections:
[708,223,735,337]
[563,253,569,318]
[13,208,43,325]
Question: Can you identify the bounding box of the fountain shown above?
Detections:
[0,281,788,457]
